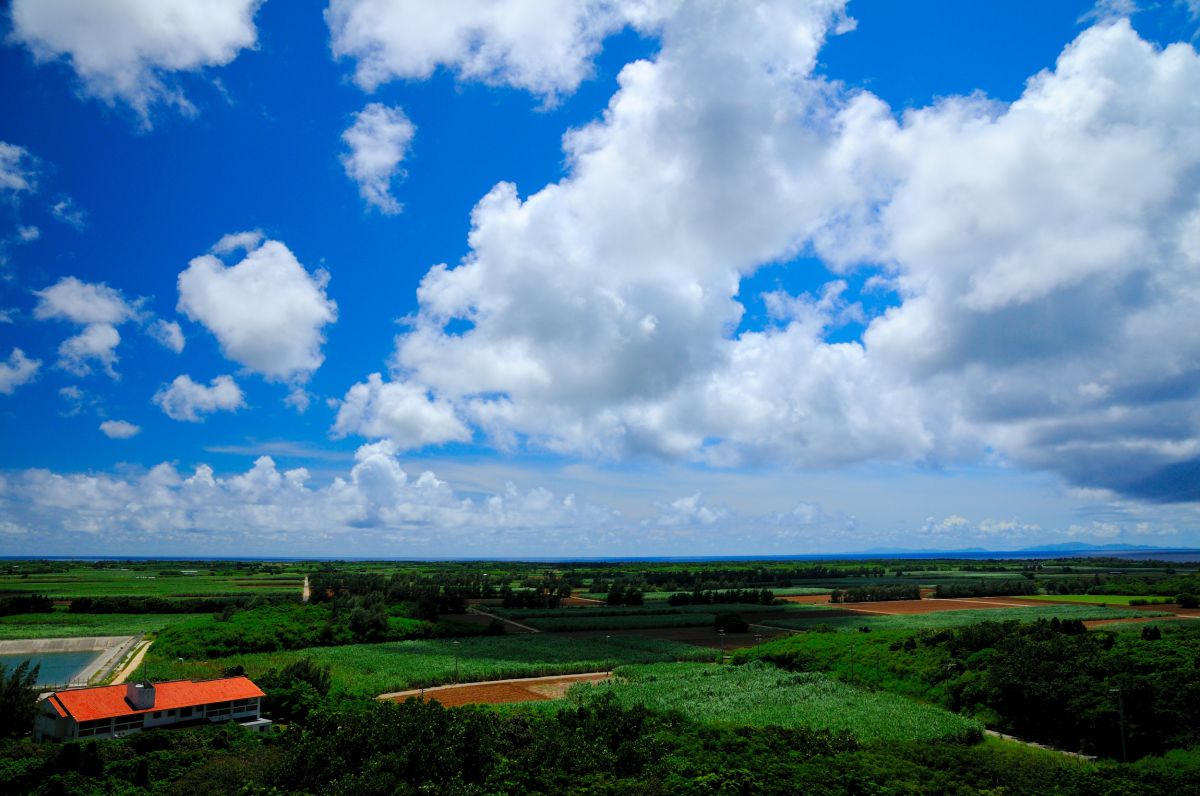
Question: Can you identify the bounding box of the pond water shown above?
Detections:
[0,651,101,686]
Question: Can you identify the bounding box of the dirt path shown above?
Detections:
[984,729,1096,760]
[111,641,152,684]
[301,575,311,603]
[467,607,540,633]
[378,671,612,705]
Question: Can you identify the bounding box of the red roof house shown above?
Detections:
[35,676,271,742]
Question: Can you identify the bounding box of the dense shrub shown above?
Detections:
[831,585,920,603]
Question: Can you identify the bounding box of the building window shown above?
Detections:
[167,709,176,717]
[153,711,162,719]
[180,706,193,718]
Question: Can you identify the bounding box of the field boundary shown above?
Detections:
[468,607,540,633]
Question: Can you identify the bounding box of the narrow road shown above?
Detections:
[302,575,311,603]
[467,607,540,633]
[983,729,1096,760]
[377,670,611,701]
[111,641,152,684]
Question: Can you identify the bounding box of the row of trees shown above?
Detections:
[932,579,1038,598]
[667,589,775,606]
[830,585,920,603]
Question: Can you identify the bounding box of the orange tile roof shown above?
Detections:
[49,676,265,723]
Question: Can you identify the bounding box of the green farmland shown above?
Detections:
[572,661,982,743]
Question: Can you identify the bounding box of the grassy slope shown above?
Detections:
[570,661,981,744]
[0,611,197,640]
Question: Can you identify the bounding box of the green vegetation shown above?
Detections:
[573,661,982,743]
[525,612,715,631]
[1020,594,1171,606]
[0,564,304,599]
[151,602,436,659]
[0,661,40,739]
[760,604,1170,632]
[144,633,718,696]
[737,618,1200,759]
[0,610,196,640]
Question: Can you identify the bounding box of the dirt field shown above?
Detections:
[384,672,612,707]
[778,594,832,605]
[559,596,605,606]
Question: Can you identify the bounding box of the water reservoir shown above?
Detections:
[0,651,101,686]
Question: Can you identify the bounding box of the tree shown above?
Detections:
[0,659,41,738]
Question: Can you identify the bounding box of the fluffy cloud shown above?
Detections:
[0,142,37,196]
[326,0,666,101]
[9,0,263,120]
[333,373,471,450]
[0,444,869,554]
[177,236,337,383]
[340,103,415,214]
[153,374,245,422]
[33,276,139,377]
[336,7,1200,504]
[148,319,185,353]
[99,419,141,439]
[0,348,41,395]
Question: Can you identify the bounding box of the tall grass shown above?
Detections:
[570,661,981,744]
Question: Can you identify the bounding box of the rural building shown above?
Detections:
[33,676,271,742]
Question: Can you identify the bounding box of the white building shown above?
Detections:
[34,676,271,742]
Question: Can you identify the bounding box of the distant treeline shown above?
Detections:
[667,589,775,607]
[0,594,53,616]
[830,585,919,603]
[67,595,292,614]
[932,580,1037,598]
[589,565,890,594]
[1043,572,1200,600]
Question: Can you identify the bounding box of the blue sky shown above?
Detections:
[0,0,1198,557]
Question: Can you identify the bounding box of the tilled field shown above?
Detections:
[387,672,612,707]
[832,598,1028,615]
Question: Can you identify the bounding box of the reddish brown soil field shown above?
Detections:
[778,594,832,605]
[1083,617,1159,629]
[559,596,605,606]
[389,673,612,707]
[835,598,1027,615]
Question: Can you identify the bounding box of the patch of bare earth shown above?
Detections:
[835,598,1024,615]
[386,673,612,707]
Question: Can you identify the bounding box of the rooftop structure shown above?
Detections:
[34,676,270,742]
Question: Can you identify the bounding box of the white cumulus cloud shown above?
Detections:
[9,0,263,121]
[333,6,1200,504]
[332,373,471,450]
[0,348,41,395]
[33,276,140,377]
[340,103,415,215]
[99,419,141,439]
[148,319,185,353]
[153,374,245,422]
[177,236,337,384]
[325,0,667,102]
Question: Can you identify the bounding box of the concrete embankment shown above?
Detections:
[1,635,137,687]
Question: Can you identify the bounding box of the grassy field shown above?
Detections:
[143,634,718,696]
[0,611,197,640]
[0,566,303,598]
[758,604,1171,632]
[570,661,982,744]
[1019,594,1170,606]
[524,613,717,632]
